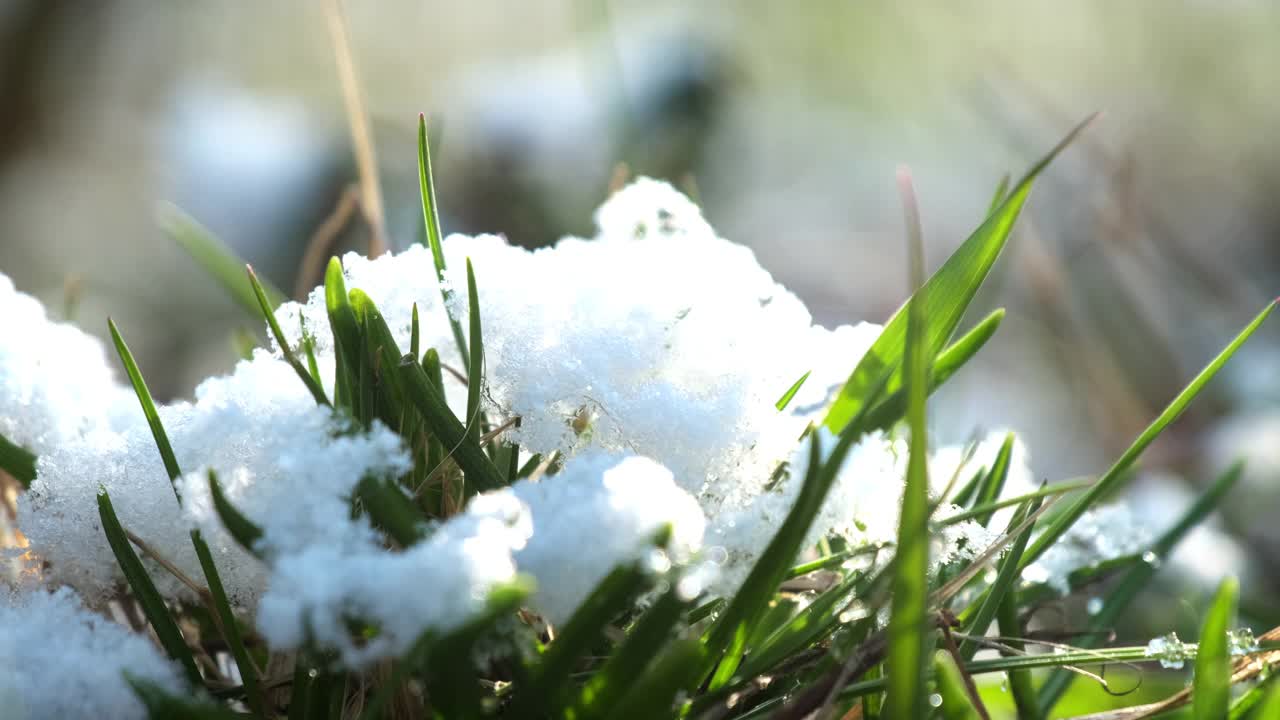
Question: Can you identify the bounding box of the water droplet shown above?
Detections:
[999,678,1008,693]
[705,546,729,565]
[983,569,999,584]
[928,693,943,708]
[1229,628,1259,656]
[1144,632,1190,669]
[307,668,319,679]
[1142,551,1162,569]
[1087,597,1104,615]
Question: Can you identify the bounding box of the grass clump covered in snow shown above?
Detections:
[1,113,1278,719]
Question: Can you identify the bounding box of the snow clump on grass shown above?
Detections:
[0,587,183,719]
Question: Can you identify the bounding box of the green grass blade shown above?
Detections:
[108,322,258,706]
[1021,300,1276,572]
[823,116,1093,434]
[986,173,1012,216]
[510,563,653,717]
[1037,462,1245,713]
[208,469,264,555]
[860,308,1005,433]
[464,258,483,444]
[127,675,252,719]
[397,353,505,493]
[109,322,261,708]
[959,498,1040,662]
[995,593,1038,718]
[824,117,1095,430]
[1241,678,1280,719]
[607,639,707,720]
[355,474,425,547]
[350,289,411,428]
[410,303,420,360]
[417,113,469,360]
[161,205,285,317]
[247,265,329,407]
[97,489,202,685]
[108,318,182,487]
[933,651,981,720]
[325,258,361,413]
[885,167,931,720]
[971,433,1015,527]
[189,528,262,714]
[775,371,810,411]
[570,584,693,720]
[0,431,36,488]
[1194,577,1239,720]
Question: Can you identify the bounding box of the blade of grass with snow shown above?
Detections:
[571,583,694,720]
[0,431,36,488]
[109,321,261,710]
[511,563,655,717]
[98,489,202,686]
[1037,461,1245,713]
[958,497,1039,662]
[823,116,1094,434]
[162,206,285,317]
[247,265,328,406]
[397,353,505,493]
[325,258,361,413]
[418,113,469,360]
[464,258,484,444]
[861,308,1004,432]
[775,371,810,411]
[1021,300,1276,571]
[885,167,932,720]
[1194,577,1238,720]
[208,470,263,556]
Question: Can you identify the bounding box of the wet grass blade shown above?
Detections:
[247,265,329,407]
[1037,462,1244,713]
[417,113,469,360]
[775,371,810,411]
[410,303,420,360]
[98,489,202,685]
[1194,577,1238,720]
[0,431,36,488]
[398,354,505,493]
[885,167,931,720]
[109,318,182,489]
[1021,300,1276,572]
[161,205,285,317]
[208,470,264,555]
[464,258,483,444]
[823,116,1094,434]
[934,652,981,720]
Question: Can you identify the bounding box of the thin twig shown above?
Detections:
[124,528,211,602]
[296,184,361,299]
[323,0,386,258]
[939,622,991,720]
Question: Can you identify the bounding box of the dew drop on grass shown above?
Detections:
[1087,597,1103,615]
[307,668,319,679]
[1142,551,1161,569]
[928,693,943,708]
[1228,627,1259,656]
[1144,632,1191,669]
[999,678,1008,693]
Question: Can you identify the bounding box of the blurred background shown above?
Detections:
[1,0,1278,706]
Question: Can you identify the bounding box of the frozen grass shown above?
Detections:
[0,114,1277,719]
